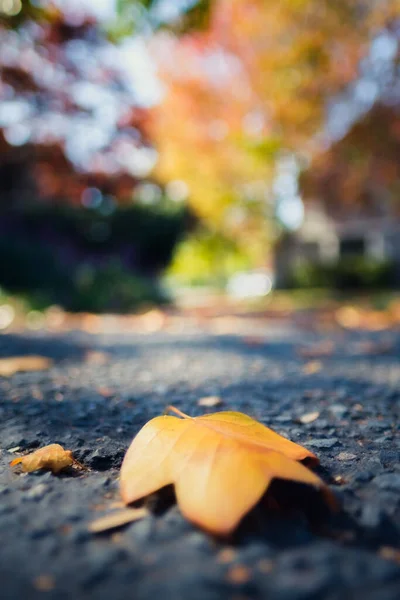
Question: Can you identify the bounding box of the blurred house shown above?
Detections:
[275,203,400,287]
[275,104,400,288]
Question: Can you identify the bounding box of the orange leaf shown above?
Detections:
[303,361,322,375]
[0,356,52,377]
[10,444,81,474]
[120,407,335,535]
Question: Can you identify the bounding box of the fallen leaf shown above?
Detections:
[96,386,115,398]
[242,336,264,347]
[197,396,222,408]
[257,559,274,573]
[88,508,149,533]
[0,356,52,377]
[303,361,322,375]
[33,575,55,592]
[351,340,394,356]
[85,351,110,365]
[217,548,237,564]
[297,411,320,424]
[139,309,167,332]
[120,407,335,535]
[297,341,335,359]
[335,306,362,329]
[226,565,251,585]
[10,444,83,474]
[379,546,400,564]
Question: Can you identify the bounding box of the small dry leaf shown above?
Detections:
[379,546,400,564]
[88,508,149,533]
[257,559,274,573]
[96,386,115,398]
[351,340,394,356]
[242,336,264,347]
[120,406,336,535]
[85,351,110,365]
[226,565,252,585]
[10,444,81,474]
[335,306,361,329]
[303,361,322,375]
[297,341,335,359]
[297,411,320,424]
[33,575,55,592]
[139,309,166,332]
[217,548,237,564]
[198,396,222,408]
[0,355,52,377]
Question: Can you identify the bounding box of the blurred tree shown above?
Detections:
[147,0,400,265]
[300,104,400,219]
[0,0,156,206]
[0,0,189,310]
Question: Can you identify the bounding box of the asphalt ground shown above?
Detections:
[0,319,399,600]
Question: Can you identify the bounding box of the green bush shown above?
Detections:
[69,261,167,313]
[168,229,252,288]
[290,257,394,290]
[0,203,187,312]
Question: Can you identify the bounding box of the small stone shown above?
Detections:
[197,395,222,407]
[307,438,339,449]
[297,411,320,424]
[337,452,357,461]
[329,404,349,418]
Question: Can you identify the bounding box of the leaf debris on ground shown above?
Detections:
[0,356,52,377]
[10,444,83,474]
[88,508,149,533]
[303,361,322,375]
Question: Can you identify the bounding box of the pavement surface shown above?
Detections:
[0,317,399,600]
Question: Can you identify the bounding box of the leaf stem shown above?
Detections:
[164,405,190,419]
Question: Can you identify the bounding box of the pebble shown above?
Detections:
[337,452,357,461]
[307,438,339,449]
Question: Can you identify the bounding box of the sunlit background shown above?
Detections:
[1,0,400,327]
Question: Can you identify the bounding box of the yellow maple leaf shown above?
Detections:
[120,407,336,535]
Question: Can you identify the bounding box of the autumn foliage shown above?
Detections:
[149,0,400,263]
[120,407,335,535]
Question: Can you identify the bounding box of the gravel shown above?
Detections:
[0,323,399,600]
